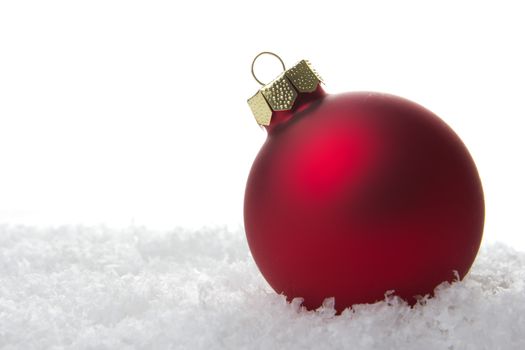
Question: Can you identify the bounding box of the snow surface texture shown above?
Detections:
[0,226,524,350]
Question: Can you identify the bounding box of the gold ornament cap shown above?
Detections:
[247,52,323,126]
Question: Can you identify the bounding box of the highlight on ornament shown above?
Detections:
[244,52,485,314]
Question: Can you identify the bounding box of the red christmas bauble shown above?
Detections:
[244,60,484,313]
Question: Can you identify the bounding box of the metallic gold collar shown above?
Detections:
[248,54,323,126]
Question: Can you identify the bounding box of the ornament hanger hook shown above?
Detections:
[251,52,286,86]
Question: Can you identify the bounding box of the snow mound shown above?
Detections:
[0,225,524,349]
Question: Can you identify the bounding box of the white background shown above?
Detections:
[0,1,524,250]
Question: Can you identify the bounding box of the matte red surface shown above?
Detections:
[244,86,484,313]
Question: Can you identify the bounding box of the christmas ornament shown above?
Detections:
[244,52,484,313]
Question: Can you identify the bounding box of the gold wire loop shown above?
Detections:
[251,52,286,86]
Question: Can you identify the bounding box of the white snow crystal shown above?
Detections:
[0,225,524,349]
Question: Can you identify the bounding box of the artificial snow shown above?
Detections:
[0,225,524,349]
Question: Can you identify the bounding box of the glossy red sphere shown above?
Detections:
[244,87,484,313]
